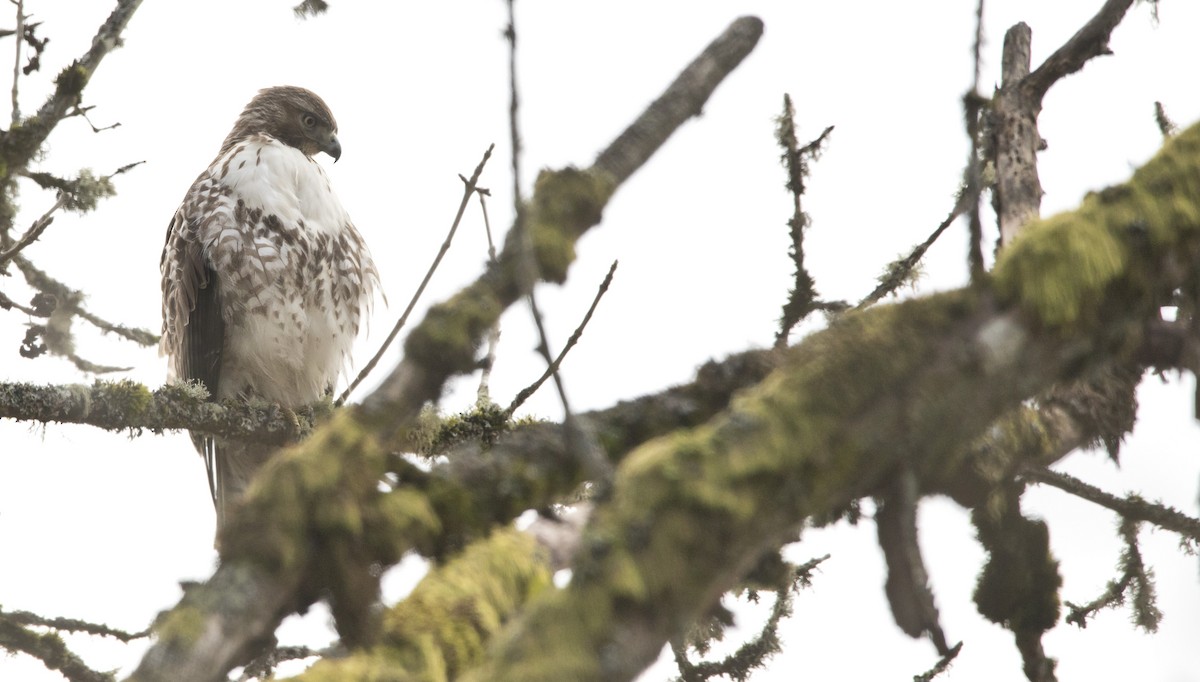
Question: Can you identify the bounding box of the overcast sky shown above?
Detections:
[1,1,1199,680]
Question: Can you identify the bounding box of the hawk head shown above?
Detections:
[220,85,342,161]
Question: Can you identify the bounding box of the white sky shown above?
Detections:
[1,1,1198,680]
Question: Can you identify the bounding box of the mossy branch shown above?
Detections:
[0,380,320,445]
[0,614,112,682]
[461,122,1200,680]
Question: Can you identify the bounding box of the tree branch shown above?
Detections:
[0,0,143,181]
[358,16,764,439]
[461,122,1200,680]
[1022,466,1200,541]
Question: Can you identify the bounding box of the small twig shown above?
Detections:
[475,187,502,407]
[10,0,23,124]
[505,0,572,417]
[1064,518,1162,632]
[965,0,987,280]
[239,644,334,680]
[11,253,158,346]
[857,190,971,308]
[3,608,150,642]
[0,191,69,266]
[672,555,829,681]
[0,617,111,682]
[507,260,618,416]
[0,288,38,315]
[1022,0,1136,105]
[773,91,833,349]
[1022,465,1200,541]
[74,307,158,346]
[1153,101,1177,139]
[913,642,964,682]
[70,104,121,133]
[336,144,496,406]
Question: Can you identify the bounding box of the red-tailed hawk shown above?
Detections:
[160,86,377,529]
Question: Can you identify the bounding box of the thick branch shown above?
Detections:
[993,0,1137,246]
[462,123,1200,680]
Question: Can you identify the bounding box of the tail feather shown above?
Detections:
[200,436,277,530]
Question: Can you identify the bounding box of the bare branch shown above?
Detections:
[0,191,69,266]
[507,259,618,416]
[1022,466,1200,541]
[1023,0,1137,105]
[10,0,23,124]
[475,186,502,406]
[858,189,970,308]
[774,92,834,347]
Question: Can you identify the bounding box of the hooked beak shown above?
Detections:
[322,134,342,162]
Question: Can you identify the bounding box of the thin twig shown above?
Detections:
[773,91,832,349]
[857,190,971,308]
[0,191,69,266]
[1022,0,1137,105]
[506,0,572,417]
[11,253,158,346]
[476,187,502,406]
[336,144,496,406]
[1153,101,1177,139]
[0,618,111,682]
[3,608,150,642]
[10,0,23,124]
[965,0,986,279]
[913,642,964,682]
[1023,465,1200,541]
[672,555,828,681]
[1064,518,1161,631]
[0,288,37,315]
[507,260,618,416]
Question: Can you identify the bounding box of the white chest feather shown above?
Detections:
[192,135,376,404]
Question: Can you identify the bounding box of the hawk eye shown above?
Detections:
[301,114,317,128]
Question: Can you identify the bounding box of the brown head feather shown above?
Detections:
[218,86,342,160]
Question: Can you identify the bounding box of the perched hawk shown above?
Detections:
[160,86,377,529]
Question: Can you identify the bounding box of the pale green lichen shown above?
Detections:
[994,120,1200,330]
[527,168,616,283]
[296,529,553,682]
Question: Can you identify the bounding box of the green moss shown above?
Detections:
[972,496,1062,633]
[97,378,153,416]
[154,604,206,648]
[994,121,1200,330]
[527,168,616,283]
[297,529,553,682]
[408,402,519,457]
[53,62,90,97]
[404,282,501,376]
